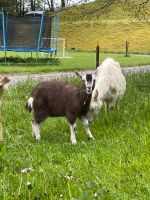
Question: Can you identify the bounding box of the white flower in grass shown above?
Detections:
[94,192,98,197]
[65,175,73,181]
[21,167,33,173]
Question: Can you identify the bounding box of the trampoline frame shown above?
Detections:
[0,11,59,62]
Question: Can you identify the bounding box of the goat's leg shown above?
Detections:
[32,111,48,140]
[104,102,109,118]
[69,123,77,145]
[81,116,94,140]
[116,98,121,110]
[31,119,41,140]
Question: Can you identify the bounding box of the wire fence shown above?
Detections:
[2,68,150,98]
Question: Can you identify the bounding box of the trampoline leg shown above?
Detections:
[36,52,38,63]
[4,51,6,63]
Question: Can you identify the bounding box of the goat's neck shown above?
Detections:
[77,84,92,106]
[77,85,92,116]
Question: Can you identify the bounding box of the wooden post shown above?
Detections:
[0,76,10,141]
[66,39,67,51]
[125,41,129,57]
[96,45,100,68]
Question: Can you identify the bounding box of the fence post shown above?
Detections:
[0,76,10,141]
[66,39,67,51]
[96,44,99,68]
[125,41,129,57]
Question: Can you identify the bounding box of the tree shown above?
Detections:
[0,0,19,14]
[46,0,54,12]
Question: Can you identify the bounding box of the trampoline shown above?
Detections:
[0,11,59,62]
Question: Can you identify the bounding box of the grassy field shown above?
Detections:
[58,1,150,53]
[0,52,150,74]
[0,72,150,199]
[59,20,150,53]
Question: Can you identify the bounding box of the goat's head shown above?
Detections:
[0,76,10,88]
[75,70,97,94]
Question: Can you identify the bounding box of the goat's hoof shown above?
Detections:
[88,117,94,122]
[35,136,41,141]
[89,136,94,140]
[71,140,77,145]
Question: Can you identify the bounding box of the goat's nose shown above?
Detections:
[87,86,91,90]
[87,87,92,94]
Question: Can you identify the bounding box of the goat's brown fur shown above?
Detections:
[29,80,92,125]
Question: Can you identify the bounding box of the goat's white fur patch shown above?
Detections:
[70,123,77,144]
[28,97,33,109]
[32,120,40,140]
[81,116,94,139]
[82,74,96,94]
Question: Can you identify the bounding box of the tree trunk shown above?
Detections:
[46,0,54,12]
[0,77,10,142]
[61,0,65,8]
[22,0,25,15]
[31,0,35,11]
[50,0,54,11]
[19,0,22,15]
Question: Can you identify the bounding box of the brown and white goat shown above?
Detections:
[26,71,96,144]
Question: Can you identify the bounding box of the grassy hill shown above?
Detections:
[58,1,150,53]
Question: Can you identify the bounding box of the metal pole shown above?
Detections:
[55,15,59,55]
[51,18,54,50]
[36,52,38,63]
[96,45,99,68]
[37,14,44,63]
[2,12,6,63]
[62,38,65,58]
[32,14,36,51]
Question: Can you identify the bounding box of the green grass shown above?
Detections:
[0,52,150,74]
[59,20,150,53]
[0,73,150,199]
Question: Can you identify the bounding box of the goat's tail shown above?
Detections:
[25,97,33,112]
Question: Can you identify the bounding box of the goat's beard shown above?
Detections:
[86,90,92,94]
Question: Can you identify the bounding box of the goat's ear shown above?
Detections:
[94,69,98,77]
[75,70,82,79]
[0,76,10,85]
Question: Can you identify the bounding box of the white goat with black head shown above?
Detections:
[26,71,96,144]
